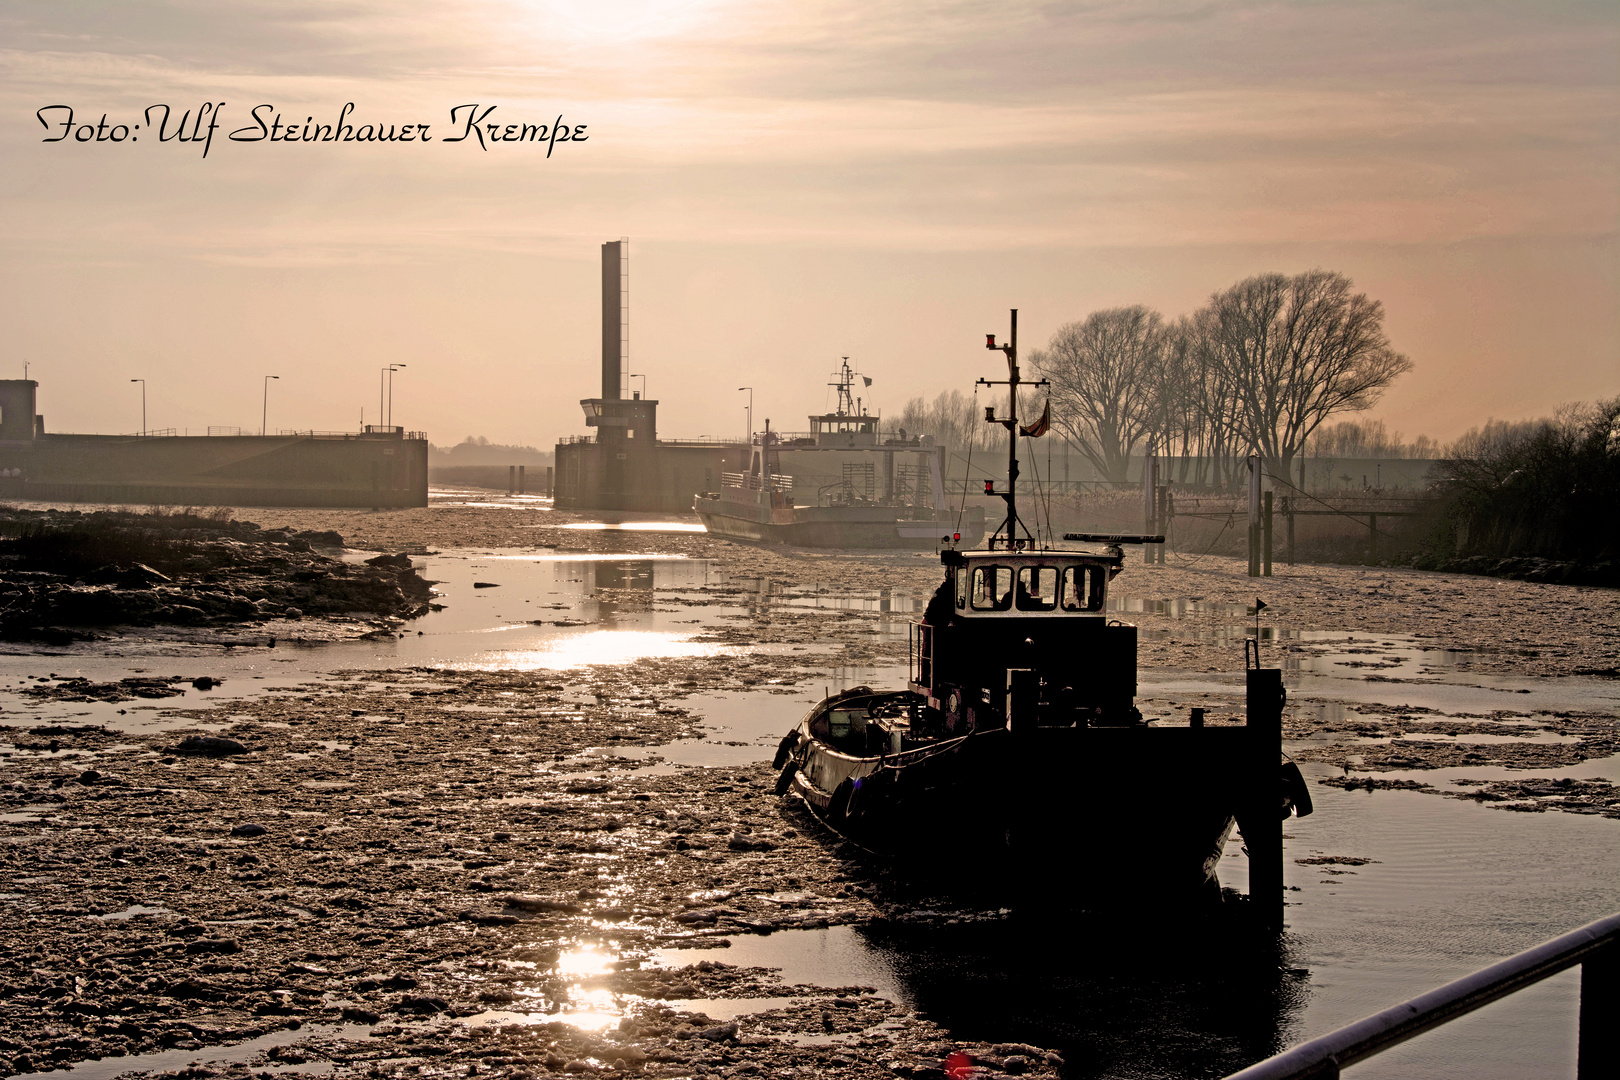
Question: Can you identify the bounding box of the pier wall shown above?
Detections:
[0,431,428,508]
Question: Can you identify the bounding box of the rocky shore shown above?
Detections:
[0,508,434,644]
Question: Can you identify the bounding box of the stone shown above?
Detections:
[231,823,269,837]
[174,735,248,756]
[192,677,220,690]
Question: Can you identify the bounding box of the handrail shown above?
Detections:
[1226,912,1619,1079]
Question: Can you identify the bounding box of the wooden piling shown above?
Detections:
[1262,491,1273,576]
[1243,664,1285,932]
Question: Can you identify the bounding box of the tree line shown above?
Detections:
[894,269,1415,488]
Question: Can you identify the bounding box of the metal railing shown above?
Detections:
[721,471,793,493]
[1226,912,1618,1079]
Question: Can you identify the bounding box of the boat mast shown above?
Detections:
[980,309,1049,550]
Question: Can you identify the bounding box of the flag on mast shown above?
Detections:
[1020,398,1051,438]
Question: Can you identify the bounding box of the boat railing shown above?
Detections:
[721,471,794,493]
[1224,911,1619,1079]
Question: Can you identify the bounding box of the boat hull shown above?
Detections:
[696,498,985,550]
[778,696,1280,900]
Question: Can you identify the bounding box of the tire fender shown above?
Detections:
[1282,761,1313,818]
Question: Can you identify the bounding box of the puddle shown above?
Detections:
[95,903,171,921]
[559,522,708,533]
[7,1022,374,1080]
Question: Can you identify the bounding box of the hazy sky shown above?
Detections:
[2,1,1615,448]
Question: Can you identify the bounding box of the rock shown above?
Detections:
[697,1021,739,1042]
[727,832,775,852]
[192,676,220,690]
[341,1006,380,1024]
[501,895,583,914]
[231,823,269,838]
[174,735,248,756]
[184,937,239,954]
[76,769,102,785]
[562,1061,591,1073]
[473,582,500,589]
[284,607,303,619]
[396,994,449,1015]
[366,553,414,570]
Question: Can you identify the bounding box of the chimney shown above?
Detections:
[601,239,628,400]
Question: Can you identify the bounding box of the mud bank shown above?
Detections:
[0,509,433,644]
[0,664,1062,1079]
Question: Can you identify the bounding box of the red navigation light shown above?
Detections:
[983,480,993,494]
[985,334,996,348]
[952,532,961,542]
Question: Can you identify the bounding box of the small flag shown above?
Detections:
[1019,399,1051,438]
[1256,598,1268,612]
[862,376,873,387]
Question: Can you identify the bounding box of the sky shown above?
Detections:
[1,0,1615,449]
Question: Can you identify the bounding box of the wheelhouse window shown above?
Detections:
[1015,566,1058,611]
[1060,565,1106,612]
[970,565,1013,611]
[955,566,968,610]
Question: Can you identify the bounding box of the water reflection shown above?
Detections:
[463,630,744,672]
[859,915,1306,1080]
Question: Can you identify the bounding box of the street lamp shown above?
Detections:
[130,379,145,436]
[378,364,406,431]
[738,386,752,441]
[388,364,406,428]
[262,375,280,436]
[630,373,647,399]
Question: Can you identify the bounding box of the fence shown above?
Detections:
[1225,911,1618,1079]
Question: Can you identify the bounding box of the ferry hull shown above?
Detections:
[696,497,984,550]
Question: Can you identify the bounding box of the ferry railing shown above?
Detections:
[1225,911,1619,1080]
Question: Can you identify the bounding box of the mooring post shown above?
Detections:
[518,465,526,495]
[1263,491,1273,577]
[1244,663,1286,932]
[1247,456,1261,577]
[508,464,516,495]
[1580,940,1617,1077]
[1369,512,1379,560]
[1285,496,1296,566]
[546,465,554,498]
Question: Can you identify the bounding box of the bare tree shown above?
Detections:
[1031,306,1167,485]
[1203,270,1413,471]
[892,389,988,453]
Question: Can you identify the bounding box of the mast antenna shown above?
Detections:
[979,309,1050,550]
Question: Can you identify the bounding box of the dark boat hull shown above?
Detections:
[778,698,1285,899]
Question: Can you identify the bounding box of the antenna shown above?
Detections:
[977,309,1049,550]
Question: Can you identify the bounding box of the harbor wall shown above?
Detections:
[0,431,428,508]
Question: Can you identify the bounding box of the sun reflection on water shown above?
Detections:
[452,630,744,671]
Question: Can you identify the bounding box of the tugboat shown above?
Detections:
[694,360,985,549]
[772,313,1313,918]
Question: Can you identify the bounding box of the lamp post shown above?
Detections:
[378,364,406,431]
[262,375,279,436]
[130,379,145,436]
[387,364,406,429]
[738,386,752,442]
[630,373,647,399]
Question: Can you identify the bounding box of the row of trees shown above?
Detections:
[893,270,1415,488]
[1032,270,1414,486]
